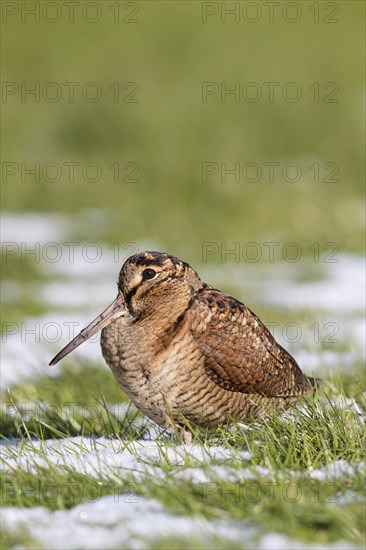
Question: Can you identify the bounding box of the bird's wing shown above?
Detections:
[189,288,308,397]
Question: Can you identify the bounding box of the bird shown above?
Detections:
[49,251,320,443]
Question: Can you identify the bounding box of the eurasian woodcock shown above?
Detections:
[50,251,320,442]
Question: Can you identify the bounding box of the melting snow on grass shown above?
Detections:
[1,496,361,550]
[1,435,364,550]
[1,212,365,549]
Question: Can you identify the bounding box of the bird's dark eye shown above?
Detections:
[142,268,156,280]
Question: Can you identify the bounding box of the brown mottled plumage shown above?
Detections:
[50,251,320,442]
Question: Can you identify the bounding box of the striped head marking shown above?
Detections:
[49,251,202,365]
[119,251,203,315]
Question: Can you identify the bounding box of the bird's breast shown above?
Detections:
[100,315,202,420]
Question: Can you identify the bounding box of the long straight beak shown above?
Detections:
[49,293,126,366]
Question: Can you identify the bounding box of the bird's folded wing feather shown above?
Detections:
[189,288,308,397]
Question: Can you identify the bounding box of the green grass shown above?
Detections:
[1,435,364,545]
[2,363,364,456]
[1,2,365,548]
[144,477,365,545]
[1,465,364,545]
[1,364,365,546]
[0,365,143,439]
[1,368,365,543]
[1,251,51,324]
[0,528,39,550]
[5,363,127,407]
[148,538,245,550]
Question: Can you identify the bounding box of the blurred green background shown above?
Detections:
[1,8,365,545]
[2,0,365,258]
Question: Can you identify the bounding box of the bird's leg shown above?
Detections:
[178,425,193,445]
[162,410,193,445]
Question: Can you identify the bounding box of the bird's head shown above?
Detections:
[49,251,202,366]
[119,251,202,316]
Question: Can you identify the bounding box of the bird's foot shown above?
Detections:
[178,426,193,445]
